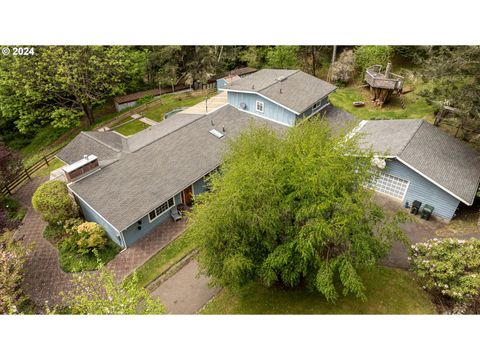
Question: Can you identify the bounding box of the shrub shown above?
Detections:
[76,222,107,252]
[0,230,28,314]
[330,50,355,84]
[43,223,66,244]
[32,180,78,224]
[354,45,393,73]
[410,237,480,313]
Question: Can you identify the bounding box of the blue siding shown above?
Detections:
[382,159,460,220]
[121,177,209,246]
[216,79,228,91]
[297,97,330,119]
[227,91,296,126]
[75,196,122,247]
[193,177,206,195]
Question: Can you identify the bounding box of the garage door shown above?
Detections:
[371,172,409,200]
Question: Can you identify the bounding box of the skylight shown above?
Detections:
[209,129,224,139]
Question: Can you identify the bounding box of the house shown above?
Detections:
[216,67,257,91]
[356,119,480,221]
[57,69,337,248]
[222,69,337,126]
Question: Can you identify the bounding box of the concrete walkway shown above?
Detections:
[150,259,220,314]
[139,117,157,126]
[13,177,186,310]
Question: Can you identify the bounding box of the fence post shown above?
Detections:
[25,167,31,180]
[44,156,49,166]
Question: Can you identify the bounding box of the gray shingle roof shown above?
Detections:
[224,69,337,113]
[358,119,422,156]
[357,119,480,205]
[69,105,286,231]
[57,132,121,165]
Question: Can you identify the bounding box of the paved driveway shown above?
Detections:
[376,193,479,268]
[150,259,220,314]
[13,177,186,311]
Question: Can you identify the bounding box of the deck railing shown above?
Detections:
[365,65,404,90]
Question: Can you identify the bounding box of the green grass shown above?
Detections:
[114,119,150,136]
[129,233,196,288]
[58,239,121,273]
[201,266,436,314]
[329,86,435,122]
[143,93,211,122]
[32,158,65,178]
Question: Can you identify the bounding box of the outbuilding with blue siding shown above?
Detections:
[357,119,480,221]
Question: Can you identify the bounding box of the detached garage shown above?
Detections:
[356,119,480,221]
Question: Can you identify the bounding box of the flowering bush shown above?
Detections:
[0,230,28,314]
[409,237,480,305]
[76,222,107,251]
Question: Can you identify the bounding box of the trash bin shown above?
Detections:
[410,200,422,215]
[421,204,434,220]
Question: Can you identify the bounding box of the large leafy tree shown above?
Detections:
[0,141,23,189]
[418,46,480,134]
[265,46,300,69]
[0,46,133,132]
[187,120,406,302]
[59,266,165,315]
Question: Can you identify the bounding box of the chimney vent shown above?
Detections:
[63,155,99,182]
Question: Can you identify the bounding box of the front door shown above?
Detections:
[182,185,194,206]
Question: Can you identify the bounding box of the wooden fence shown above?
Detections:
[97,88,216,131]
[1,148,61,196]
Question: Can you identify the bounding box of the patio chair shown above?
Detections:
[170,206,183,221]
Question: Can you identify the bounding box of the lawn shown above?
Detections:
[32,158,65,178]
[114,119,150,136]
[201,266,436,314]
[143,93,211,122]
[129,232,197,288]
[329,85,435,122]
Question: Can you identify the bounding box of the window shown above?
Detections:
[312,101,321,110]
[370,173,409,200]
[256,100,264,113]
[148,197,175,222]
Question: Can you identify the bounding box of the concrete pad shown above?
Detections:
[131,114,142,119]
[150,259,220,314]
[179,92,228,115]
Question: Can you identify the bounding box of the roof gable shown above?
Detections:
[357,119,480,205]
[224,69,336,114]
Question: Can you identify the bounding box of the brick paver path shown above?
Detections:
[13,177,186,311]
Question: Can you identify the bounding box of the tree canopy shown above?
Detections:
[418,46,480,135]
[59,266,165,315]
[0,46,133,132]
[186,120,406,302]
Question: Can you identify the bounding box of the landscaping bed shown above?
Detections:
[58,239,121,272]
[0,195,27,231]
[201,266,436,314]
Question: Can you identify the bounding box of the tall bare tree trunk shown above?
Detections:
[82,103,95,126]
[327,46,337,82]
[311,46,316,76]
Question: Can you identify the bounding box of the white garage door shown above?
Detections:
[371,172,409,200]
